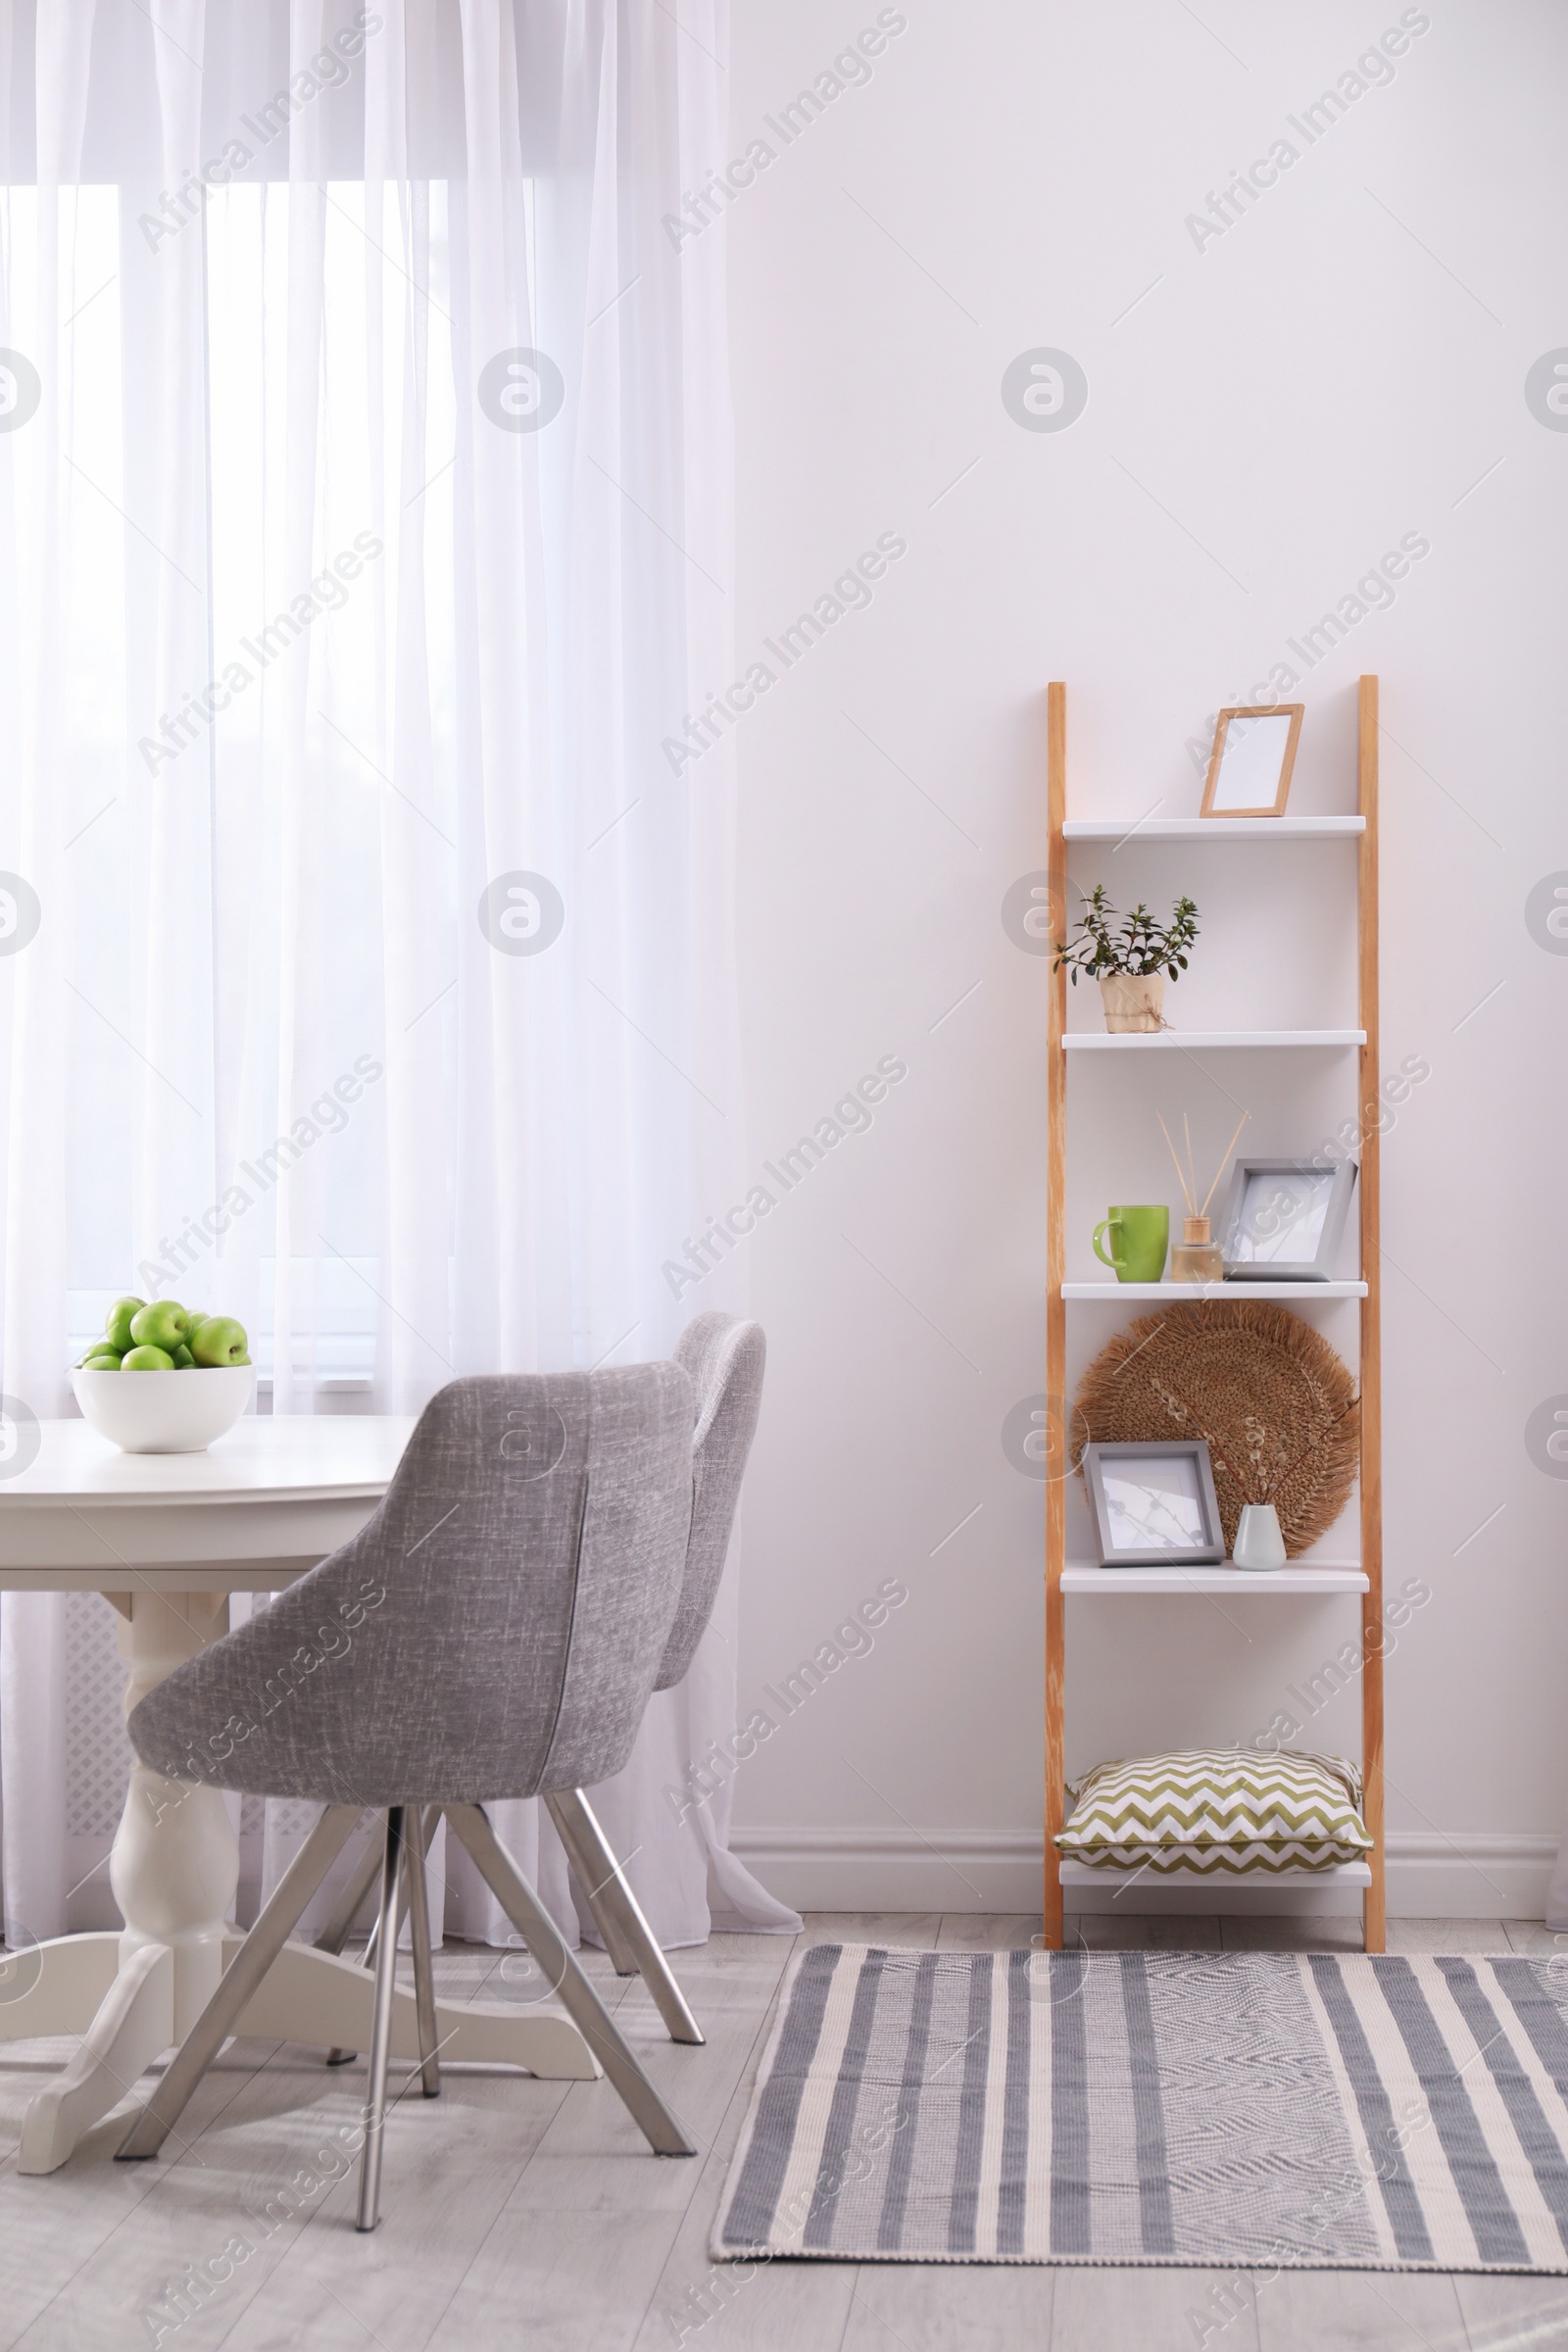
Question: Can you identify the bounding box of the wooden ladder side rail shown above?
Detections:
[1358,672,1387,1955]
[1044,680,1068,1949]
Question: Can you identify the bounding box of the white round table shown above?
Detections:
[0,1417,595,2173]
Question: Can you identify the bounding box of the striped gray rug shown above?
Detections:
[712,1943,1568,2270]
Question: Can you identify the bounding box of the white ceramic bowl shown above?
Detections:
[72,1365,255,1454]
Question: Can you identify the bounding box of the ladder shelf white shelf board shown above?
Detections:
[1061,1563,1368,1594]
[1056,1859,1374,1888]
[1062,1281,1366,1300]
[1063,1030,1364,1051]
[1063,816,1365,841]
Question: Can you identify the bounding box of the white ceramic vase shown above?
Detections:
[1232,1501,1287,1572]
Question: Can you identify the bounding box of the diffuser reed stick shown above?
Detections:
[1200,1113,1250,1217]
[1157,1111,1249,1215]
[1157,1112,1194,1213]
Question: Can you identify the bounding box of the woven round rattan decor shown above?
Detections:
[1071,1302,1358,1557]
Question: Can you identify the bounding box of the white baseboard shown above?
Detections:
[1379,1833,1559,1922]
[730,1827,1562,1922]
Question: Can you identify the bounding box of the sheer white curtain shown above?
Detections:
[0,0,795,1952]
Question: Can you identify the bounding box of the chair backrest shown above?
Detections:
[127,1366,694,1806]
[655,1312,766,1690]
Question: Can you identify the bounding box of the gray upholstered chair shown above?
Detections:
[117,1365,698,2230]
[546,1314,765,2033]
[310,1312,767,2052]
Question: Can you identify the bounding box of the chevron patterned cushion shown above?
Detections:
[1055,1748,1373,1874]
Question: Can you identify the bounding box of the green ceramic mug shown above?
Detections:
[1092,1204,1169,1284]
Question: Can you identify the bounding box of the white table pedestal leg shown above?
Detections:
[15,1590,236,2174]
[219,1936,601,2081]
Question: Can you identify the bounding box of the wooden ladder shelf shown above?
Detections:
[1041,675,1385,1952]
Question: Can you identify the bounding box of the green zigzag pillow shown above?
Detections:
[1055,1747,1373,1875]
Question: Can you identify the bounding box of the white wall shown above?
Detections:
[713,0,1568,1915]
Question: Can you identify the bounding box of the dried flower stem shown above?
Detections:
[1152,1369,1358,1509]
[1263,1393,1361,1499]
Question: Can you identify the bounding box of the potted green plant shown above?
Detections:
[1054,885,1200,1033]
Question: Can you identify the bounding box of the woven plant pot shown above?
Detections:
[1070,1301,1358,1557]
[1099,973,1165,1032]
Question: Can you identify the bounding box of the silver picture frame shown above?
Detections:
[1080,1440,1226,1568]
[1218,1156,1358,1282]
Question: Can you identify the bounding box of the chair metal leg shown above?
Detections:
[402,1816,440,2098]
[117,1804,363,2163]
[324,1804,439,2066]
[314,1813,383,1957]
[545,1789,704,2045]
[444,1803,696,2158]
[545,1791,640,1977]
[356,1806,406,2232]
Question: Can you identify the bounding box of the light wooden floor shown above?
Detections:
[2,1915,1567,2351]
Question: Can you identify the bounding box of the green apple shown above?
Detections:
[130,1300,189,1352]
[104,1296,145,1352]
[185,1312,209,1340]
[172,1344,196,1369]
[122,1345,175,1371]
[191,1315,248,1368]
[81,1350,122,1371]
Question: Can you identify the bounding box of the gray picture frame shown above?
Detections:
[1218,1155,1358,1282]
[1081,1440,1226,1567]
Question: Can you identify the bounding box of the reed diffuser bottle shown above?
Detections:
[1170,1215,1224,1282]
[1158,1109,1248,1286]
